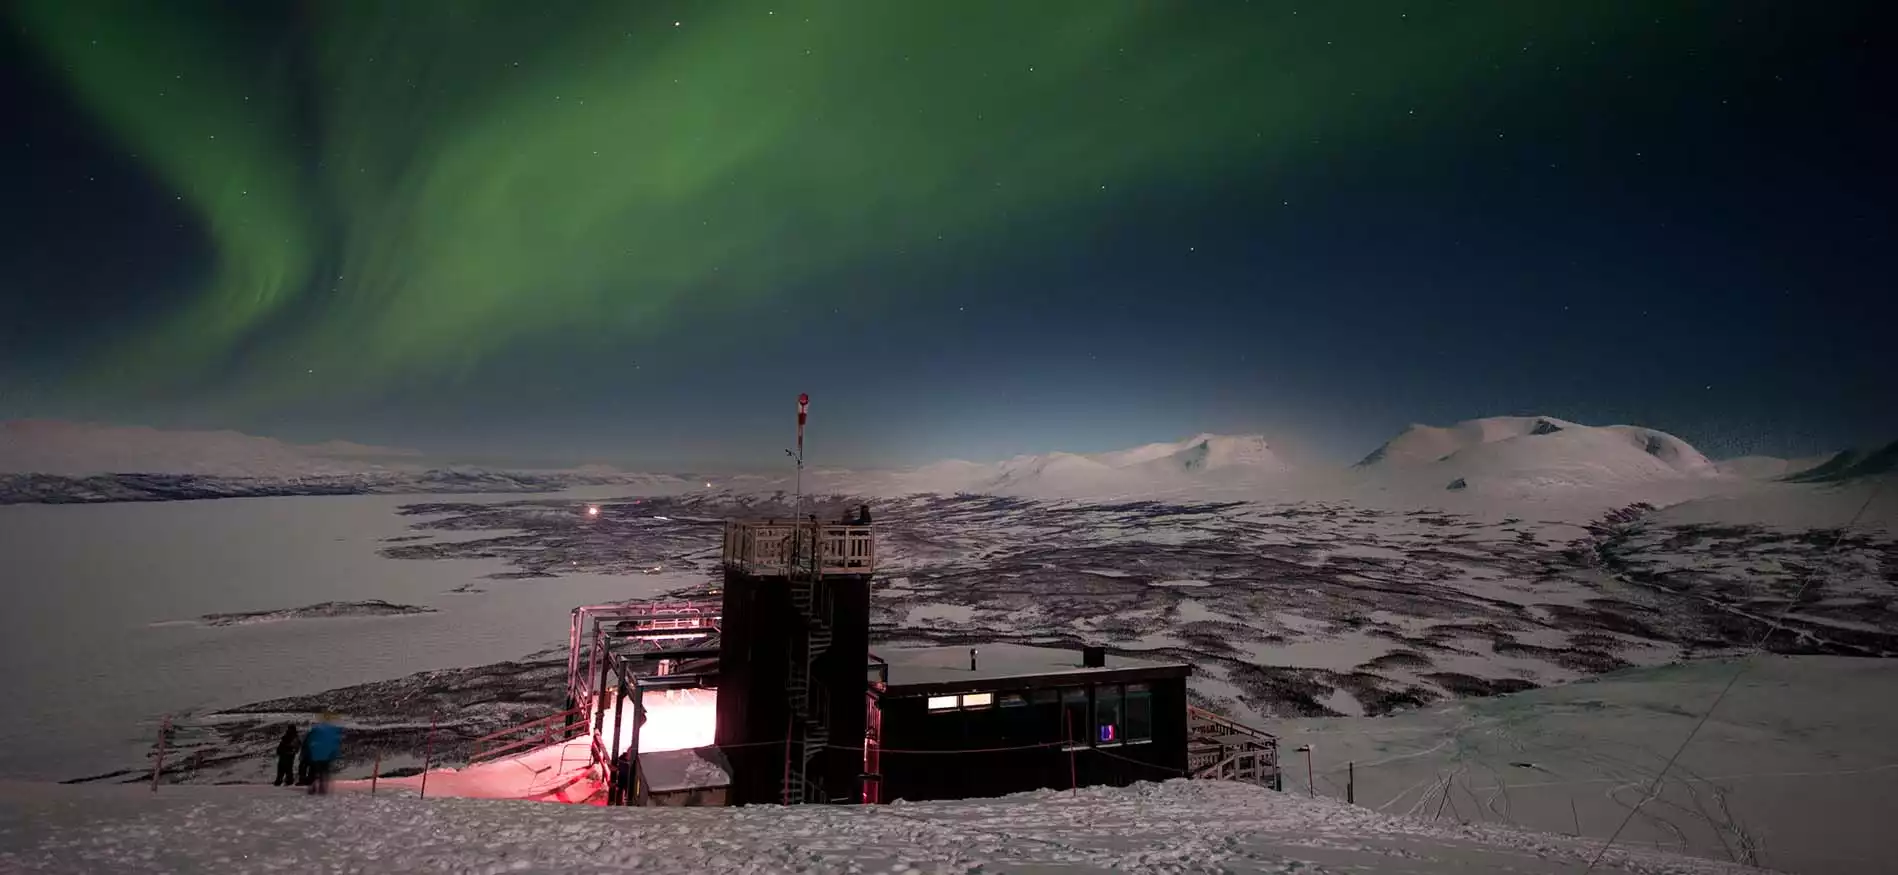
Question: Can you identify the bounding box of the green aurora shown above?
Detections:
[14,1,1646,403]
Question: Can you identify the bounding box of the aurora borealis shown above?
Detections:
[2,2,1892,465]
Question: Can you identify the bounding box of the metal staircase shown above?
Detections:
[782,530,835,804]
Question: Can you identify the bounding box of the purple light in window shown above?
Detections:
[1099,724,1117,742]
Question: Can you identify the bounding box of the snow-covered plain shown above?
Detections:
[0,492,688,781]
[0,778,1763,874]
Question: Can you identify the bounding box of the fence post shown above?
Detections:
[419,713,437,799]
[1065,711,1077,797]
[371,752,382,795]
[1347,761,1355,805]
[151,715,170,792]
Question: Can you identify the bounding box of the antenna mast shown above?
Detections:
[790,392,809,526]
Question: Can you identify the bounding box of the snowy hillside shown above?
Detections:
[1714,455,1826,480]
[1354,416,1716,493]
[1274,655,1898,875]
[0,778,1761,874]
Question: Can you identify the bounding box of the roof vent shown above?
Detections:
[1082,645,1106,668]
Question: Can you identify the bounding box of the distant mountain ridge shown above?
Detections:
[1353,416,1717,493]
[5,418,1884,506]
[0,420,687,505]
[0,420,419,477]
[883,433,1292,497]
[1781,439,1898,483]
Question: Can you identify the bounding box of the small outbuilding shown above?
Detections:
[869,643,1192,803]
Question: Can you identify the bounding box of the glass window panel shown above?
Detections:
[1060,688,1089,744]
[961,692,993,708]
[1125,684,1153,741]
[927,695,958,711]
[1095,684,1123,743]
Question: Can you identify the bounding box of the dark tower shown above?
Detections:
[715,519,874,804]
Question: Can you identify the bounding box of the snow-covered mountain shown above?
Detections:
[874,433,1292,498]
[1354,416,1716,492]
[1782,439,1898,484]
[1712,440,1896,484]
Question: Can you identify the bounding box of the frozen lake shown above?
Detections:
[0,491,679,780]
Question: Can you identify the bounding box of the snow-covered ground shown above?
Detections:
[0,778,1762,874]
[1272,656,1898,875]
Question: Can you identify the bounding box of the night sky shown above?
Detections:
[2,1,1891,469]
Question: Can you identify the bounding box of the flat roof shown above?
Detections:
[638,745,732,794]
[876,643,1189,693]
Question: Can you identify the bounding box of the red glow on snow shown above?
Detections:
[600,688,717,754]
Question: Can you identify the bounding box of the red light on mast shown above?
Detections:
[796,393,809,455]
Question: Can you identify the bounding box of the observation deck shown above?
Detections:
[721,519,875,578]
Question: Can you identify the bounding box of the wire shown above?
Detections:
[1584,482,1884,871]
[1086,744,1188,776]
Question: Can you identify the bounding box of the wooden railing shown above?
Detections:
[1186,705,1280,787]
[468,704,592,766]
[1188,705,1276,745]
[1190,749,1278,783]
[722,520,875,576]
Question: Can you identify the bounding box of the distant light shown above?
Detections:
[586,505,601,517]
[704,482,713,488]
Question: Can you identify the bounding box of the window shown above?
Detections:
[998,692,1028,708]
[1095,684,1123,744]
[1124,683,1153,742]
[927,695,958,712]
[1060,688,1089,744]
[961,692,993,709]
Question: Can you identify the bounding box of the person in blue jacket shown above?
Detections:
[304,712,343,795]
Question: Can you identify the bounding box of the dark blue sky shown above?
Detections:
[2,2,1892,468]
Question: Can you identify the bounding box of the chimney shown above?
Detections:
[1082,645,1106,668]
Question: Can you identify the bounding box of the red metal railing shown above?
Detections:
[468,704,593,766]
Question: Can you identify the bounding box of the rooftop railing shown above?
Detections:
[722,519,876,577]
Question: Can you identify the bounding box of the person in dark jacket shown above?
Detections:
[855,504,872,525]
[297,729,313,785]
[273,725,300,786]
[304,713,343,795]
